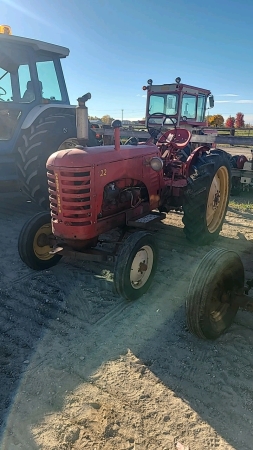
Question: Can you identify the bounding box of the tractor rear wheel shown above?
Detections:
[186,248,244,339]
[183,151,231,245]
[114,231,158,301]
[16,114,98,210]
[18,211,61,270]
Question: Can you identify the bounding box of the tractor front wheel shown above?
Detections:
[186,248,244,340]
[18,211,61,270]
[114,231,158,301]
[183,151,231,245]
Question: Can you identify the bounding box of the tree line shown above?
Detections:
[90,113,250,128]
[206,112,248,128]
[89,115,114,125]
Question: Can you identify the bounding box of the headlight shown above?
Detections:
[150,157,163,172]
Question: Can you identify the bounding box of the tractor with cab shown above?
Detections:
[0,25,98,208]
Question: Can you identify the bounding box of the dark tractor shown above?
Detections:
[0,25,98,208]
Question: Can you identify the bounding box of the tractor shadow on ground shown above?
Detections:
[153,209,253,257]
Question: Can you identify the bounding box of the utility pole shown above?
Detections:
[121,109,124,123]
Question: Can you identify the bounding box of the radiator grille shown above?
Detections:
[47,169,92,226]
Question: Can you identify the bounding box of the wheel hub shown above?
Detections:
[213,191,221,209]
[130,245,153,289]
[206,166,229,233]
[33,224,54,261]
[37,233,49,247]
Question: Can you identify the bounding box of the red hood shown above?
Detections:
[47,143,159,168]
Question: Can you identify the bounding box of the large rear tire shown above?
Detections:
[183,151,231,245]
[16,114,98,209]
[186,248,244,340]
[18,211,61,270]
[114,231,158,301]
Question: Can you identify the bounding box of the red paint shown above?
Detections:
[185,145,210,178]
[158,128,191,149]
[114,127,120,151]
[236,155,248,169]
[46,116,213,249]
[47,143,163,241]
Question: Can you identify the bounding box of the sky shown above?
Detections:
[2,0,253,123]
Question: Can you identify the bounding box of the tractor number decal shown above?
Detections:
[100,169,107,177]
[55,172,62,213]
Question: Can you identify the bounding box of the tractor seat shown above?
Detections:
[158,128,191,149]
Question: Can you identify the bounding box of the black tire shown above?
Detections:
[18,211,61,270]
[211,150,242,196]
[16,113,98,209]
[186,248,244,340]
[183,151,231,245]
[114,231,158,301]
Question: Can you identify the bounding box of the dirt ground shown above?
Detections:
[218,145,253,159]
[1,186,253,450]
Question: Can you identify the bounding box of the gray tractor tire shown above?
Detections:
[186,248,244,339]
[16,113,98,209]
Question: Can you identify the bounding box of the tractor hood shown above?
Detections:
[47,144,159,169]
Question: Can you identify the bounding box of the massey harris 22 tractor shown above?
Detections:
[19,80,231,301]
[0,25,98,207]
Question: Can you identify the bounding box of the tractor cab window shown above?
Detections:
[197,94,206,122]
[36,61,62,101]
[181,94,197,119]
[18,64,34,103]
[149,93,178,123]
[0,68,13,102]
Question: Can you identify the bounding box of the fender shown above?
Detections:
[185,145,210,178]
[21,104,75,129]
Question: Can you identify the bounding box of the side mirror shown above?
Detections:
[209,95,214,108]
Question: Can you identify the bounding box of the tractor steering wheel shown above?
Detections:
[147,113,177,140]
[0,86,7,101]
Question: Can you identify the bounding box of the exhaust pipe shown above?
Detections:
[112,120,122,151]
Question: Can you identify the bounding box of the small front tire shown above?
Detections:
[114,231,158,301]
[18,211,61,270]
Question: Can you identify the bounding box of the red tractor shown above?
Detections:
[18,80,231,301]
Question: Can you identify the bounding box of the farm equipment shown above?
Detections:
[229,151,253,195]
[0,25,98,208]
[18,84,231,301]
[142,78,231,244]
[186,248,253,340]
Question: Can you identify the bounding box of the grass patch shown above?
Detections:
[219,130,253,137]
[229,196,253,212]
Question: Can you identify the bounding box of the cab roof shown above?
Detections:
[148,83,211,96]
[0,33,69,58]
